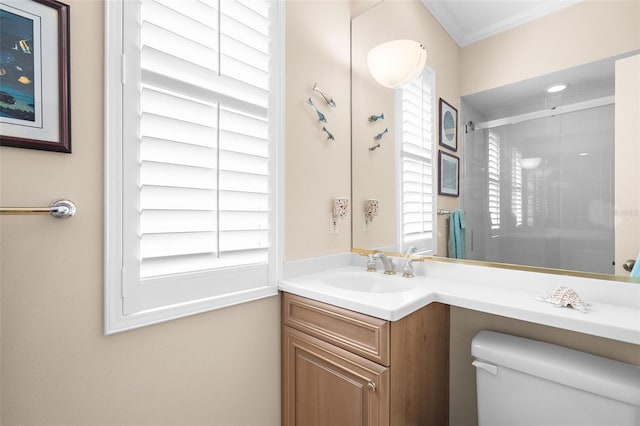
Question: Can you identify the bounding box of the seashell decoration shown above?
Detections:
[535,286,590,313]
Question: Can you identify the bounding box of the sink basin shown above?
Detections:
[322,271,416,293]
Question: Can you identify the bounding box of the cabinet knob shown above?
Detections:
[367,382,376,393]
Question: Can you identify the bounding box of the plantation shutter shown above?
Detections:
[511,150,523,227]
[488,130,501,231]
[120,0,275,315]
[399,68,435,253]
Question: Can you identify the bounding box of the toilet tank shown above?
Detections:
[472,331,640,426]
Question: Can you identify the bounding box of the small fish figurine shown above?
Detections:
[306,97,327,123]
[535,286,589,313]
[368,113,384,122]
[321,126,334,141]
[374,127,389,140]
[312,83,336,108]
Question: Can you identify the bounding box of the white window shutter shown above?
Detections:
[106,0,280,332]
[511,150,523,227]
[399,68,435,254]
[488,130,501,231]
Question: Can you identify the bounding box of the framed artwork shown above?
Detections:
[439,98,457,151]
[0,0,71,153]
[438,150,459,197]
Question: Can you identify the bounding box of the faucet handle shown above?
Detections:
[366,254,377,272]
[404,246,418,256]
[402,255,424,278]
[402,259,415,278]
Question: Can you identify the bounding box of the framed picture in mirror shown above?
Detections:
[438,150,459,197]
[439,98,457,151]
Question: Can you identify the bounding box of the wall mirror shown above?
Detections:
[351,0,640,282]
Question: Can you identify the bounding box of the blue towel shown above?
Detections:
[448,209,465,259]
[631,251,640,279]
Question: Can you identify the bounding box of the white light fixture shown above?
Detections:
[521,157,542,170]
[367,40,427,89]
[545,83,569,93]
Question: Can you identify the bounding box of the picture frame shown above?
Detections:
[438,150,459,197]
[438,98,458,151]
[0,0,71,153]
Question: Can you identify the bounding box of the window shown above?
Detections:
[105,0,282,334]
[398,67,435,254]
[511,149,523,227]
[488,129,501,231]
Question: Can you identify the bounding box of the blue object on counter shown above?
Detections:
[630,251,640,278]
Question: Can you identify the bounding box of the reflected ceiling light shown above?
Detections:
[367,40,427,89]
[521,157,542,170]
[545,83,569,93]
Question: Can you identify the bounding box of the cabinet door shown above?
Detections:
[283,326,389,426]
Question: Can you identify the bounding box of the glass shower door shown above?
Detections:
[461,104,614,275]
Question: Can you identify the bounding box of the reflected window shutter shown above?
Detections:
[121,0,274,314]
[488,130,501,230]
[400,69,435,253]
[511,150,523,226]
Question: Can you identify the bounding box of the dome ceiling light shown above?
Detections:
[367,40,427,89]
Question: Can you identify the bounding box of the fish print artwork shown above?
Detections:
[0,7,36,122]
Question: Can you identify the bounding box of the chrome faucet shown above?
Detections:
[373,252,396,275]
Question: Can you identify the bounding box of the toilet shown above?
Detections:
[472,330,640,426]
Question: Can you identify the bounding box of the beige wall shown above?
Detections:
[351,0,461,255]
[460,0,640,96]
[284,1,352,260]
[614,54,640,275]
[0,1,280,424]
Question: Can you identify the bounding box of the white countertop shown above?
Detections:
[279,264,640,345]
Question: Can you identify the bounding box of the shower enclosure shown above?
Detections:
[462,103,615,275]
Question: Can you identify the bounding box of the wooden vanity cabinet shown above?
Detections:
[282,292,450,426]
